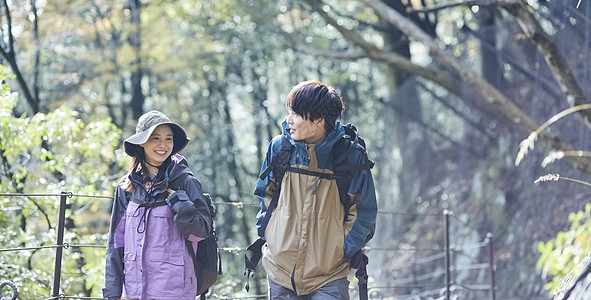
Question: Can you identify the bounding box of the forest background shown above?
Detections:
[1,0,591,299]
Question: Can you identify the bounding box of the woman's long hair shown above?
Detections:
[123,148,171,192]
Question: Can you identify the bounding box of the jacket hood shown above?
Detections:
[168,154,193,182]
[128,153,192,192]
[281,119,344,153]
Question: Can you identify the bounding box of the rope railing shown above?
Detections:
[0,243,107,253]
[0,245,62,252]
[0,192,112,199]
[0,190,497,300]
[0,242,488,254]
[44,296,105,300]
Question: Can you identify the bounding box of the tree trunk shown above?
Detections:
[478,6,503,88]
[128,0,144,120]
[0,0,38,114]
[31,0,41,109]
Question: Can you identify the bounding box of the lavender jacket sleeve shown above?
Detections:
[102,181,128,300]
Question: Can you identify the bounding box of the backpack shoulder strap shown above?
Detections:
[259,136,293,181]
[332,126,374,222]
[334,123,374,170]
[256,136,293,237]
[334,124,359,166]
[245,136,294,292]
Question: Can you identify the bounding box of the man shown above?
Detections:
[254,80,378,299]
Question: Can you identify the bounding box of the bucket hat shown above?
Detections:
[123,110,189,156]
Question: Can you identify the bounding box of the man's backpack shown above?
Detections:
[130,181,221,300]
[244,123,374,299]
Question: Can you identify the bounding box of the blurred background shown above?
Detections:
[1,0,591,299]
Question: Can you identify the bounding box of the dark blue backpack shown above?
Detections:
[188,193,221,299]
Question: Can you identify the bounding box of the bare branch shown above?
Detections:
[300,0,465,95]
[357,0,591,173]
[416,80,496,141]
[499,1,591,129]
[462,25,562,100]
[378,96,482,158]
[405,0,591,129]
[26,196,52,229]
[241,0,461,95]
[407,0,498,14]
[360,0,537,125]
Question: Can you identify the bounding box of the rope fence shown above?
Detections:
[0,190,497,300]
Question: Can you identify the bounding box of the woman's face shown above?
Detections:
[141,124,174,167]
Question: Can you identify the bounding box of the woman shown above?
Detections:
[103,110,212,300]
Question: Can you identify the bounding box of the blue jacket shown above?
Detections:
[103,154,211,300]
[254,121,377,295]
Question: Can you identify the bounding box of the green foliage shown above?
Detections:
[537,203,591,296]
[0,63,127,298]
[0,79,127,193]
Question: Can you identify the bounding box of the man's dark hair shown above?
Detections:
[286,80,345,132]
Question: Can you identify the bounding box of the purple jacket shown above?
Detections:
[103,154,212,300]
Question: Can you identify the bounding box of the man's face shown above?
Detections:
[286,109,326,144]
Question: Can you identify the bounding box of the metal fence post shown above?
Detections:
[487,232,496,300]
[52,188,67,298]
[444,210,451,300]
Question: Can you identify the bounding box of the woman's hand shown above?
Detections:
[167,188,175,197]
